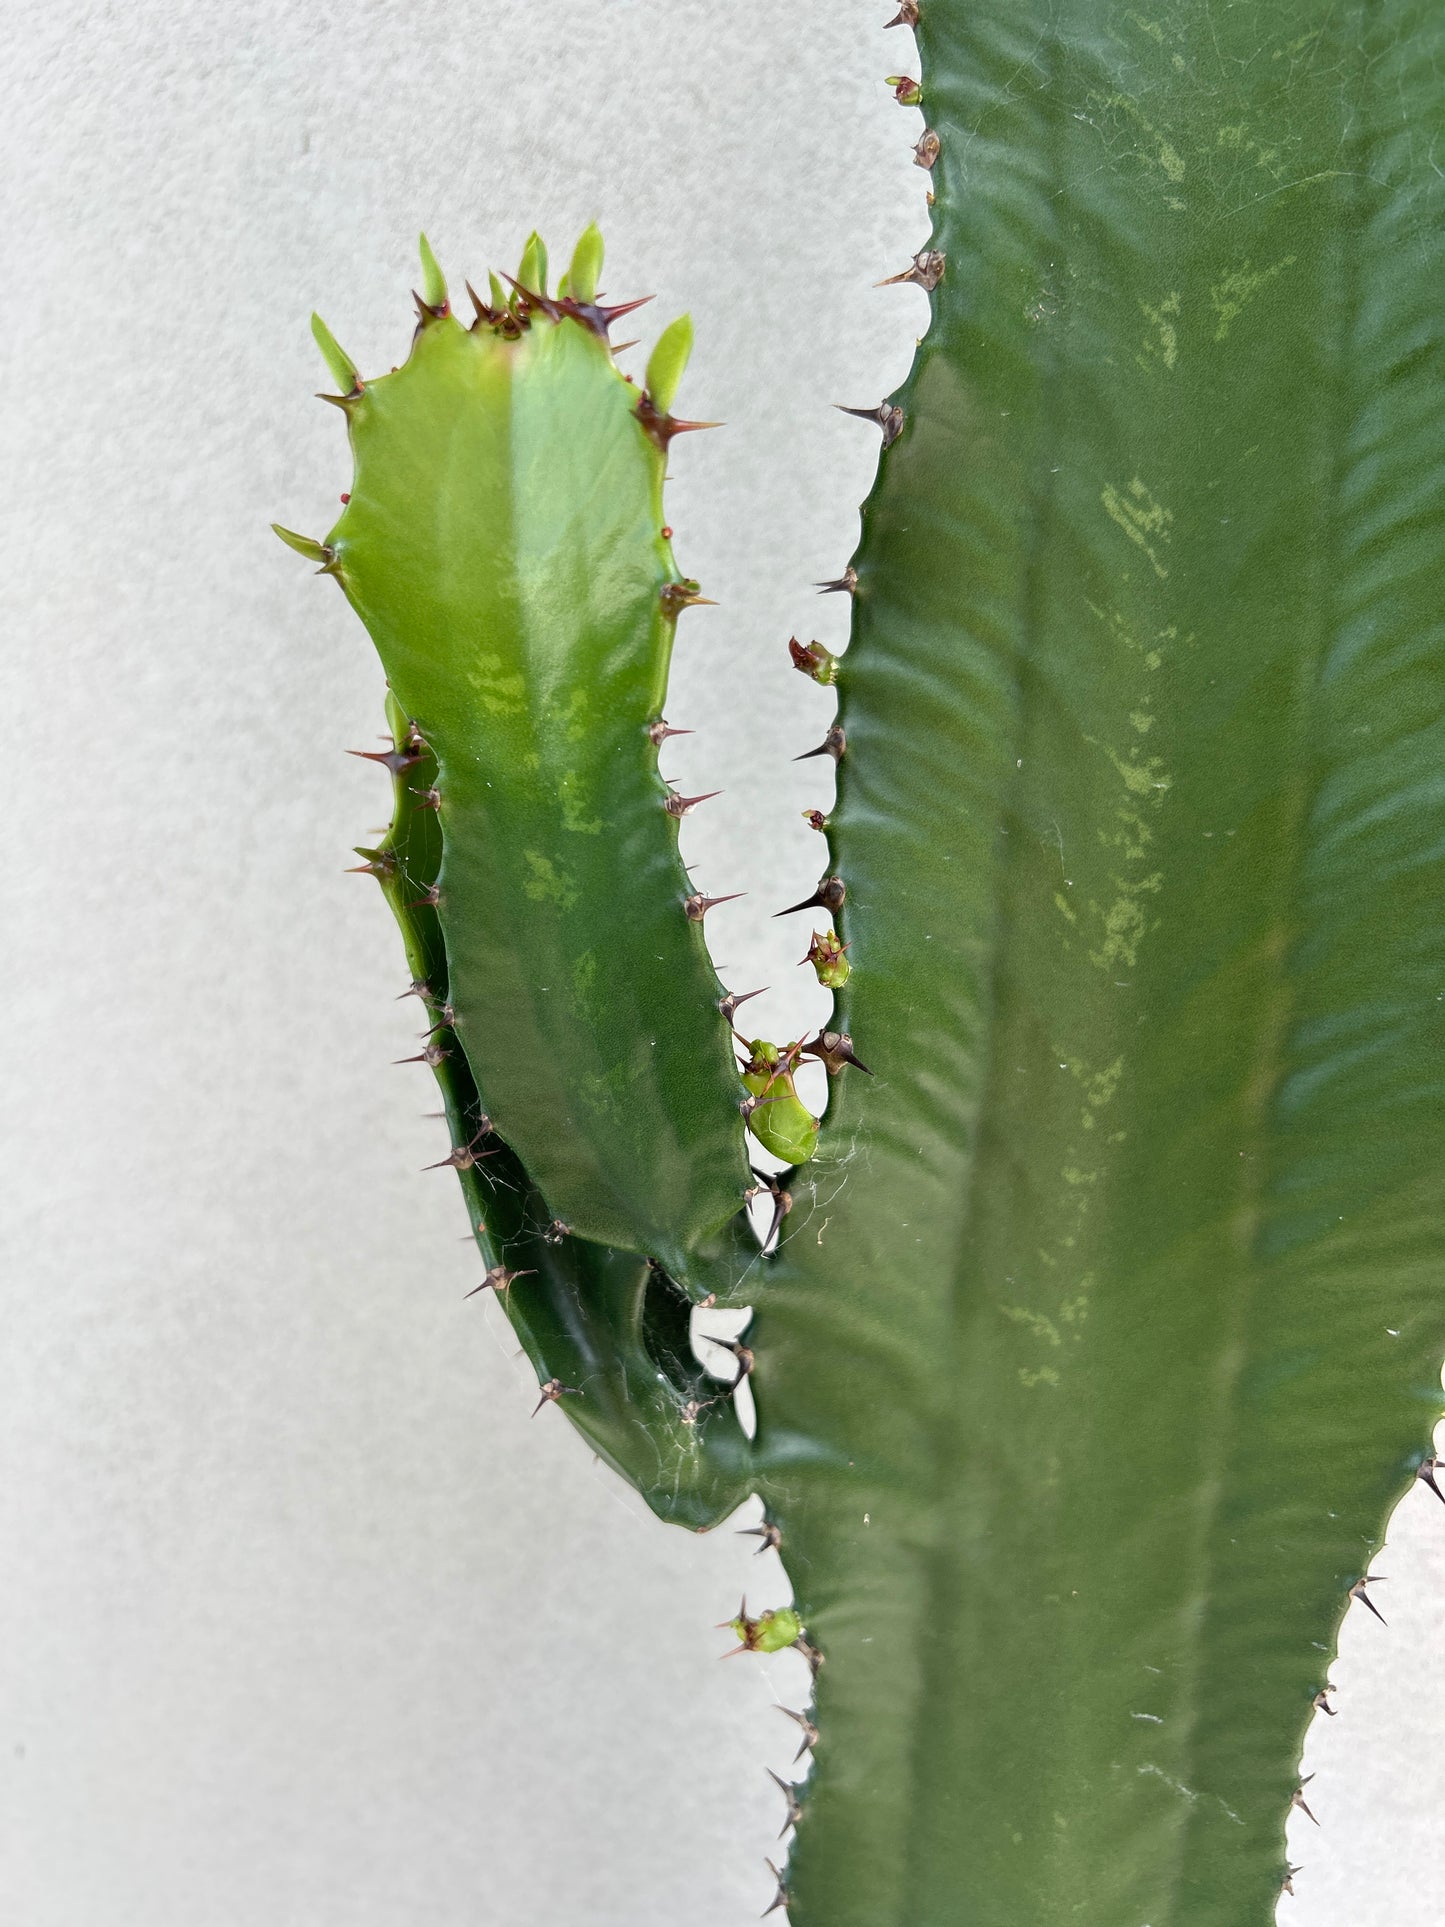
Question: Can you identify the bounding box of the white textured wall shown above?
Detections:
[1,2,1441,1921]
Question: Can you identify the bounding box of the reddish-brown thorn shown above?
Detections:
[685,891,745,921]
[775,876,846,918]
[598,293,656,327]
[1292,1778,1319,1826]
[665,788,723,818]
[1418,1457,1445,1504]
[403,885,442,909]
[464,279,500,325]
[779,1705,818,1760]
[885,0,920,22]
[422,1142,498,1173]
[395,1044,449,1067]
[835,401,905,447]
[876,248,945,292]
[1349,1574,1388,1623]
[1312,1685,1337,1716]
[531,1377,581,1416]
[719,987,768,1023]
[348,745,424,775]
[739,1520,783,1555]
[412,289,451,322]
[396,980,433,1002]
[802,1029,872,1076]
[795,723,846,764]
[816,566,858,595]
[648,718,694,746]
[762,1859,789,1918]
[499,271,561,322]
[464,1263,534,1301]
[767,1770,803,1836]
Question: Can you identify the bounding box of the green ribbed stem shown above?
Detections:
[747,3,1445,1921]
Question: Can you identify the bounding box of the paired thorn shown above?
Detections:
[397,979,433,1002]
[685,891,744,922]
[348,849,396,879]
[412,288,450,325]
[776,876,846,918]
[914,129,941,169]
[1418,1456,1445,1504]
[779,1704,818,1761]
[423,1137,497,1173]
[396,1043,450,1067]
[665,787,723,818]
[1349,1574,1387,1624]
[795,723,846,764]
[404,884,442,910]
[1283,1864,1303,1897]
[660,577,716,615]
[348,744,425,776]
[467,277,525,337]
[762,1859,789,1918]
[410,785,442,811]
[719,987,768,1024]
[876,248,945,292]
[499,269,561,324]
[802,1030,872,1076]
[1313,1684,1337,1716]
[816,566,857,595]
[766,1770,803,1837]
[836,401,904,448]
[542,1218,572,1245]
[746,1167,794,1247]
[726,1340,755,1386]
[634,390,723,451]
[464,1263,534,1301]
[794,1636,824,1680]
[532,1377,581,1416]
[1292,1778,1319,1826]
[739,1519,783,1556]
[648,717,693,747]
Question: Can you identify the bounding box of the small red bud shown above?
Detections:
[340,492,351,503]
[661,525,674,539]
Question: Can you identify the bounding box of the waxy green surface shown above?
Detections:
[326,306,750,1266]
[742,3,1445,1923]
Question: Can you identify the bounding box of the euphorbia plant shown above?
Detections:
[276,2,1445,1920]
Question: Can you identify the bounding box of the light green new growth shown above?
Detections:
[277,2,1445,1921]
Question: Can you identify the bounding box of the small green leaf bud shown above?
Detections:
[645,314,694,417]
[566,222,605,304]
[271,523,330,564]
[310,313,360,393]
[418,233,448,311]
[517,230,549,297]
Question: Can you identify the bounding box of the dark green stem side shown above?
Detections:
[364,693,752,1529]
